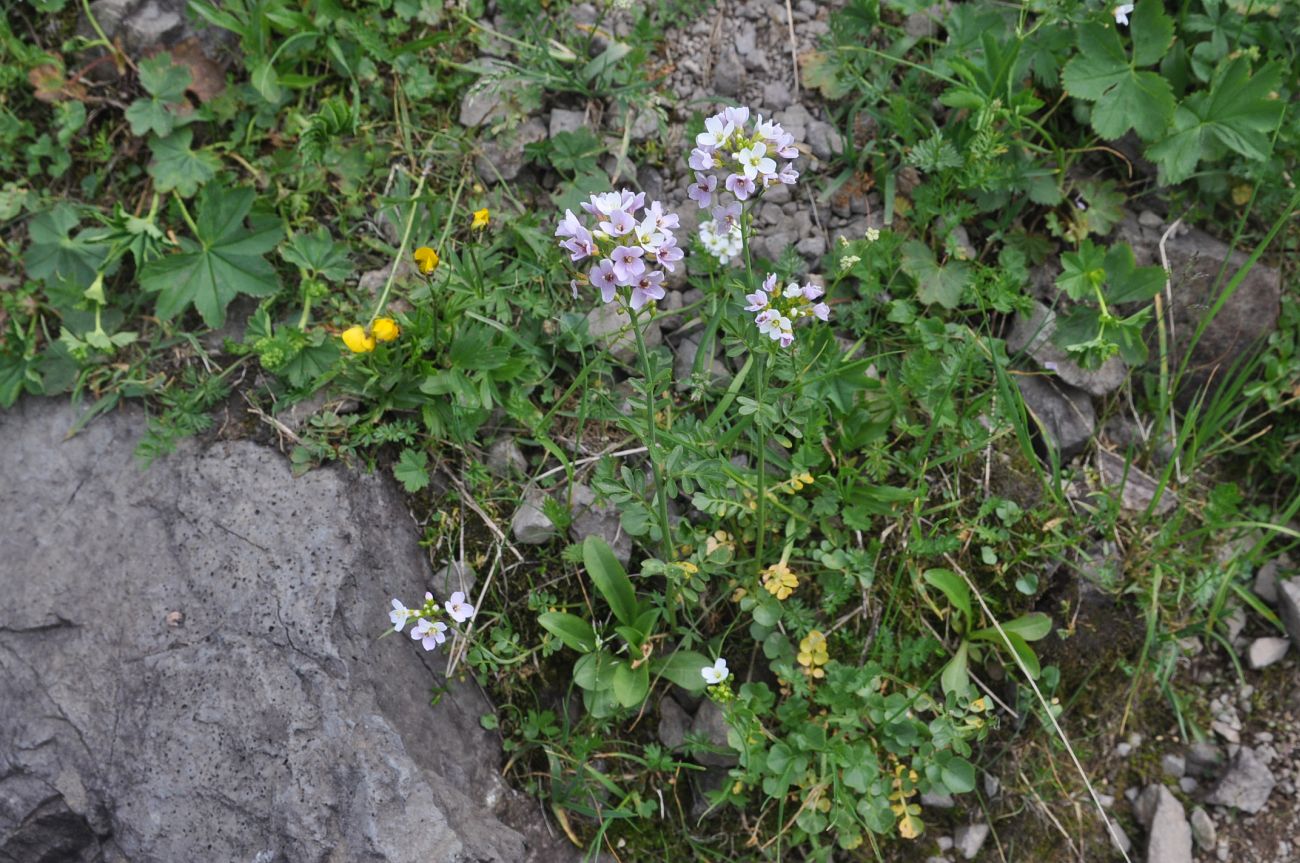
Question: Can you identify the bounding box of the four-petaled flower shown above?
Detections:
[413,246,439,275]
[411,618,448,651]
[701,657,730,685]
[1113,3,1133,26]
[389,599,413,632]
[743,275,831,348]
[444,591,475,624]
[471,208,490,230]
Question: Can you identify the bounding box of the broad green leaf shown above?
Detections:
[147,128,219,197]
[583,535,639,628]
[393,448,430,492]
[611,660,649,707]
[651,650,711,692]
[1103,243,1165,303]
[1062,15,1175,141]
[922,568,971,627]
[1147,58,1283,184]
[138,51,192,101]
[971,628,1041,678]
[1130,0,1175,67]
[279,227,353,281]
[938,754,976,794]
[139,186,281,327]
[940,642,970,697]
[999,612,1052,641]
[23,205,108,286]
[250,59,283,103]
[538,612,597,653]
[125,98,177,138]
[900,240,970,309]
[1055,240,1106,301]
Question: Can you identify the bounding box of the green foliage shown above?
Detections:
[140,187,282,327]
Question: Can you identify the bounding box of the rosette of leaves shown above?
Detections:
[1051,239,1166,370]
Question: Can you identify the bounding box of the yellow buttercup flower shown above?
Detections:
[797,630,830,679]
[762,560,798,601]
[471,208,490,230]
[341,325,375,353]
[413,246,439,274]
[372,317,400,342]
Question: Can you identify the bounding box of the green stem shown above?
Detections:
[171,191,200,237]
[755,350,768,572]
[629,301,675,614]
[368,167,431,327]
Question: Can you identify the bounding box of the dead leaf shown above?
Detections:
[29,64,86,103]
[160,39,226,103]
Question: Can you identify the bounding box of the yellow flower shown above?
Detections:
[471,208,490,230]
[762,561,798,601]
[341,325,375,353]
[372,317,400,342]
[797,630,829,678]
[413,246,439,274]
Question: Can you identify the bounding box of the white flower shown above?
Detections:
[444,591,475,624]
[389,599,413,632]
[1113,3,1133,26]
[865,227,880,242]
[736,143,776,181]
[696,115,735,149]
[701,657,729,685]
[411,618,448,651]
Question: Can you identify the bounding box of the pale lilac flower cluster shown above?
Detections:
[744,274,830,348]
[687,106,799,220]
[555,190,682,310]
[699,219,742,263]
[389,590,475,653]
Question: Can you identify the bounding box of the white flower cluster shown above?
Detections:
[555,189,683,311]
[389,591,475,652]
[698,218,742,263]
[744,273,830,349]
[687,106,799,214]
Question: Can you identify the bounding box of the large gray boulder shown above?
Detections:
[0,398,573,863]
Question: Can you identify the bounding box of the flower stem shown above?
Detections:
[629,302,676,618]
[754,349,768,572]
[368,166,430,327]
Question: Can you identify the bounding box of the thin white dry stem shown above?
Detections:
[441,467,525,563]
[242,395,302,448]
[1017,769,1084,862]
[946,555,1134,863]
[532,444,647,484]
[1157,218,1184,483]
[917,616,1020,721]
[783,0,801,98]
[610,105,634,186]
[446,541,503,678]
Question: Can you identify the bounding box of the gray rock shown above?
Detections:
[475,117,546,183]
[920,792,955,809]
[1205,747,1275,813]
[1246,636,1290,669]
[954,823,989,860]
[487,437,527,477]
[87,0,230,61]
[585,301,663,364]
[1007,300,1128,397]
[1189,807,1216,850]
[657,696,690,749]
[549,108,587,138]
[712,49,745,97]
[796,234,827,260]
[1014,374,1096,460]
[1178,776,1199,794]
[566,483,632,566]
[629,108,658,142]
[1095,449,1176,516]
[1253,559,1280,605]
[762,81,793,110]
[1186,742,1224,776]
[675,333,730,391]
[689,701,736,767]
[432,558,477,600]
[1162,754,1186,778]
[511,488,557,544]
[805,120,843,162]
[1135,785,1192,863]
[0,398,571,863]
[1105,817,1132,854]
[1278,577,1300,648]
